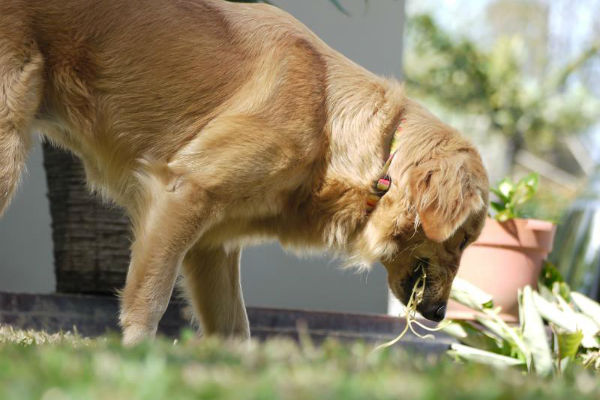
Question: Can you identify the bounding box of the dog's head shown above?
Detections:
[357,101,489,322]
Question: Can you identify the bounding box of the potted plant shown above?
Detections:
[448,173,557,319]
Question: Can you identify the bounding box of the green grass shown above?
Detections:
[1,325,599,400]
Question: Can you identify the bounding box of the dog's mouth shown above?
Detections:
[397,258,446,322]
[400,258,429,305]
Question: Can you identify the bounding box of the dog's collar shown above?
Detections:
[366,119,405,212]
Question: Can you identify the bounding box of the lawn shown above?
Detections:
[1,325,599,400]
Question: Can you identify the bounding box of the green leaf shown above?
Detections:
[538,284,555,301]
[494,209,514,222]
[553,291,599,348]
[520,173,539,192]
[539,261,564,288]
[443,321,505,354]
[552,281,571,301]
[490,188,509,204]
[490,201,506,213]
[497,179,514,199]
[570,292,600,328]
[476,313,529,363]
[512,183,535,207]
[572,314,600,348]
[476,316,511,342]
[520,286,553,376]
[449,343,525,368]
[532,291,576,332]
[557,331,583,359]
[450,278,494,310]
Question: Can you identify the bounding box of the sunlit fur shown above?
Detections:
[0,0,489,344]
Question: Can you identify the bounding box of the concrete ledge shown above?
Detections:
[0,292,454,353]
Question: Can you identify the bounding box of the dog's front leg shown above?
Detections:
[119,183,215,346]
[182,245,250,339]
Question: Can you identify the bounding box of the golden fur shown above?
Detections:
[0,0,488,344]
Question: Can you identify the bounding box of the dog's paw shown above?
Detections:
[122,325,155,346]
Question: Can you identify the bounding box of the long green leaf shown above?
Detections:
[554,292,599,348]
[557,331,584,360]
[571,292,600,328]
[552,281,571,301]
[476,313,529,363]
[533,291,576,332]
[443,321,504,353]
[450,278,494,311]
[520,286,553,376]
[449,343,525,368]
[573,314,600,349]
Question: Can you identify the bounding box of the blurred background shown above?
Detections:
[403,0,600,301]
[0,0,598,313]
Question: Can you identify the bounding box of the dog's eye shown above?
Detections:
[459,235,470,250]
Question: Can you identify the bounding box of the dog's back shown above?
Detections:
[1,0,336,208]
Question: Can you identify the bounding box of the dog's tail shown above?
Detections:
[0,40,44,216]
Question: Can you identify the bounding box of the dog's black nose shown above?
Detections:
[420,302,447,322]
[435,304,447,320]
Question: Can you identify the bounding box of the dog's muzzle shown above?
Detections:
[402,258,447,322]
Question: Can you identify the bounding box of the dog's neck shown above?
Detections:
[311,77,407,249]
[324,75,406,184]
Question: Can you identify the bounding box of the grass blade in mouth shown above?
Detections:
[374,266,448,352]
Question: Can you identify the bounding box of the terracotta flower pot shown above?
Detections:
[448,217,556,320]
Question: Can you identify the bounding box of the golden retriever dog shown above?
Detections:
[0,0,489,345]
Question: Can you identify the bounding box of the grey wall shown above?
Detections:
[0,0,405,314]
[0,139,55,292]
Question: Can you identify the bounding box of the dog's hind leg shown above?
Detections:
[0,40,43,216]
[181,245,250,339]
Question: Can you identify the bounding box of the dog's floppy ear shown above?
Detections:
[409,153,486,242]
